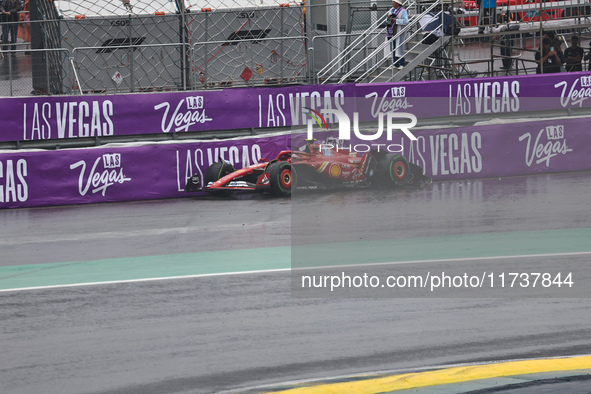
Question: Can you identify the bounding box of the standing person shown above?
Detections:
[386,0,408,69]
[498,11,518,70]
[543,31,562,51]
[564,35,584,72]
[543,31,564,67]
[535,37,562,74]
[1,0,21,55]
[478,0,496,34]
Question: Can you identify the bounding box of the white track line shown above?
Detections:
[2,250,590,293]
[0,268,291,293]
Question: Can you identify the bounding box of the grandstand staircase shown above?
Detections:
[370,35,451,82]
[316,0,453,84]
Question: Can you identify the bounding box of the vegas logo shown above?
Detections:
[70,153,131,196]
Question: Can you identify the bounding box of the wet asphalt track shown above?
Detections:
[2,171,591,394]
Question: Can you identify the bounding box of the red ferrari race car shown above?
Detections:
[184,142,430,197]
[185,150,294,197]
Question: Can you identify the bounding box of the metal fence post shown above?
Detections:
[9,54,13,96]
[281,6,285,83]
[45,47,50,94]
[450,0,456,79]
[308,45,314,84]
[204,11,209,90]
[177,0,188,91]
[129,15,134,92]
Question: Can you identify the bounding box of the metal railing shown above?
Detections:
[2,3,591,97]
[345,0,445,84]
[0,47,71,97]
[315,7,392,83]
[310,31,384,84]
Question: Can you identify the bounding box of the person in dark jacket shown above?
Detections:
[1,0,22,54]
[535,38,563,74]
[497,11,518,70]
[564,35,584,72]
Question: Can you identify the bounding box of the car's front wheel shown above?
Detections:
[268,161,293,197]
[204,161,235,195]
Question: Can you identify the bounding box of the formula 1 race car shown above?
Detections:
[185,142,429,197]
[185,150,294,197]
[291,142,429,191]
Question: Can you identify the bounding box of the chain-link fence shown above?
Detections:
[1,0,310,96]
[189,5,307,89]
[64,14,188,93]
[2,0,591,97]
[1,14,73,96]
[0,47,71,97]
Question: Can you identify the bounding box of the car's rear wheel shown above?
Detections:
[268,161,293,197]
[380,154,410,186]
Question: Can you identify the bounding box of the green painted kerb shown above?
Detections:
[292,228,591,268]
[2,228,590,291]
[0,246,291,291]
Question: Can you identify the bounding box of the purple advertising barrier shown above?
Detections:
[2,115,591,209]
[297,115,591,181]
[0,134,290,209]
[3,72,591,143]
[391,117,591,181]
[354,72,591,121]
[0,84,355,144]
[255,84,355,129]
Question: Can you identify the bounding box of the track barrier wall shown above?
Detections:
[1,72,591,209]
[1,113,590,209]
[2,72,591,143]
[0,134,290,209]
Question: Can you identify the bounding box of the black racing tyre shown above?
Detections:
[268,161,293,197]
[204,161,235,185]
[204,161,235,195]
[380,154,410,187]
